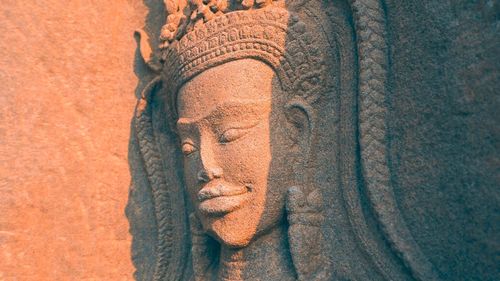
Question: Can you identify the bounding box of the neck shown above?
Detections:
[216,224,296,281]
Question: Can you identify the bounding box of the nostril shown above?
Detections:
[197,170,210,182]
[197,168,223,182]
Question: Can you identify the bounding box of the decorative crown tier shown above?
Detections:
[161,6,328,106]
[160,0,284,48]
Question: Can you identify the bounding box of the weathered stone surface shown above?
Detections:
[0,1,146,280]
[128,1,499,281]
[385,2,499,280]
[0,0,497,281]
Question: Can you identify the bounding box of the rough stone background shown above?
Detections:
[385,1,499,280]
[0,0,498,281]
[0,1,147,280]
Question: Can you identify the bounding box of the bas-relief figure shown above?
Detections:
[127,0,447,280]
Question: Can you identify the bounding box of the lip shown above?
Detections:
[197,183,251,215]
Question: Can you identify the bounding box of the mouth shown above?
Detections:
[197,183,252,215]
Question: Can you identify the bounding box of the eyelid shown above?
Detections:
[181,138,195,145]
[180,138,196,148]
[219,122,260,143]
[181,139,198,156]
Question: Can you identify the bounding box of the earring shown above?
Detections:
[286,185,331,281]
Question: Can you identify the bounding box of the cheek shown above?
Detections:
[216,125,272,185]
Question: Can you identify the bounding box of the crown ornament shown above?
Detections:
[158,4,329,111]
[160,0,283,49]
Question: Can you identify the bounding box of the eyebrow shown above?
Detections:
[176,100,270,127]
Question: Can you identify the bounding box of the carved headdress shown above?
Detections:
[142,3,332,280]
[158,0,329,113]
[130,0,442,280]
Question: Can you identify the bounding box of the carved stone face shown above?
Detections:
[176,59,292,248]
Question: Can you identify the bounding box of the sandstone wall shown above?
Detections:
[0,1,147,280]
[1,1,498,280]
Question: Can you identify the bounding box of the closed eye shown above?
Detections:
[219,119,265,144]
[219,128,250,143]
[181,140,197,156]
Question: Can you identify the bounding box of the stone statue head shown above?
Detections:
[156,4,330,279]
[129,0,440,280]
[157,4,324,247]
[176,58,294,247]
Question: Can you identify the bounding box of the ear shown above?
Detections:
[285,98,315,160]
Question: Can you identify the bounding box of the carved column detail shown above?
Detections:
[350,1,439,280]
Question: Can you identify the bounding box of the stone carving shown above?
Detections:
[129,0,442,280]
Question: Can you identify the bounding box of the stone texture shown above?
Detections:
[0,1,497,281]
[0,1,146,280]
[385,1,499,280]
[129,1,499,281]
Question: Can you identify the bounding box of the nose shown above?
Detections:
[197,138,223,183]
[197,167,223,183]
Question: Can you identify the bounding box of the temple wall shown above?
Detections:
[0,0,498,280]
[0,1,147,280]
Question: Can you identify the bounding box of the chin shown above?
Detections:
[202,210,258,248]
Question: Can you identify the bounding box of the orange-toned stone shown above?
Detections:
[0,1,146,280]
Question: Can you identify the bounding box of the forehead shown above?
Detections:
[177,59,275,119]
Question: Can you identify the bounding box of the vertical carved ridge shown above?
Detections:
[350,0,439,280]
[134,77,182,281]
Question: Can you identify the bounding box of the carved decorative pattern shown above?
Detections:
[139,7,331,281]
[132,1,440,280]
[135,77,186,281]
[160,0,281,48]
[350,0,439,280]
[160,7,328,110]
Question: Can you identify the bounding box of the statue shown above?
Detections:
[128,0,442,280]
